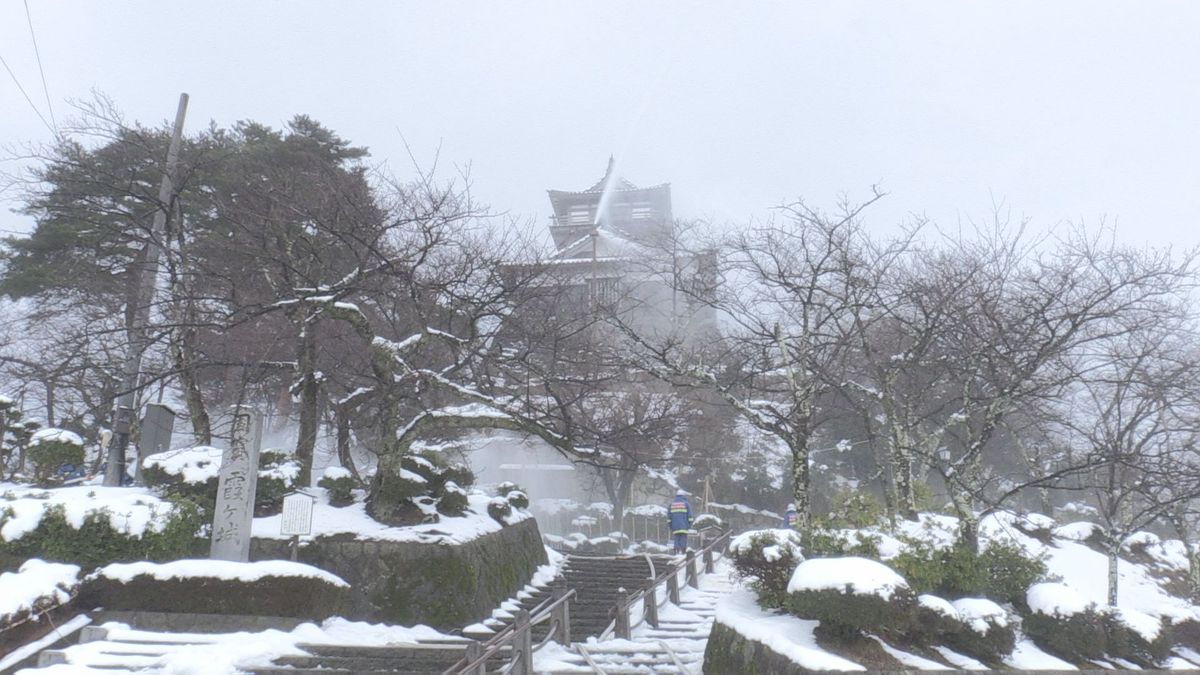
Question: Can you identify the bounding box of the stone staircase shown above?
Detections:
[557,554,671,640]
[537,557,736,674]
[26,623,477,674]
[253,642,483,674]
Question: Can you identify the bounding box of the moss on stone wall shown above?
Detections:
[704,620,811,675]
[250,516,546,629]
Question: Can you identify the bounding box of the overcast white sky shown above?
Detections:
[1,1,1198,245]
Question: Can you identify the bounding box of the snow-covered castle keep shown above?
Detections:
[522,159,718,338]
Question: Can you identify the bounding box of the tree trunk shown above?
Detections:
[893,441,918,521]
[334,405,362,483]
[1187,542,1200,601]
[1107,542,1121,606]
[294,320,319,488]
[791,430,812,534]
[171,329,211,445]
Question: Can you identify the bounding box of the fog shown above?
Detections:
[2,2,1199,245]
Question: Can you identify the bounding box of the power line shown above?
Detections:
[0,50,54,135]
[23,0,56,133]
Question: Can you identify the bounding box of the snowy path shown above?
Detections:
[534,560,737,674]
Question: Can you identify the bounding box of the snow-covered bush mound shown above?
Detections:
[0,486,201,569]
[1025,581,1173,665]
[950,598,1015,661]
[1053,521,1101,543]
[1024,582,1110,661]
[26,427,86,485]
[142,446,301,516]
[787,556,907,599]
[786,557,917,635]
[730,529,804,607]
[80,559,351,620]
[0,559,80,627]
[317,465,356,506]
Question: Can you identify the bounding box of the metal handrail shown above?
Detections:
[601,530,731,641]
[444,587,576,674]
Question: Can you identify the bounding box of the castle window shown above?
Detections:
[569,205,591,224]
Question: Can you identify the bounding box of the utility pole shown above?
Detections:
[105,93,189,486]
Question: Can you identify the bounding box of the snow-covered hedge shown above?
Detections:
[79,559,350,619]
[785,557,917,636]
[909,593,1015,663]
[730,529,804,608]
[142,446,301,516]
[317,465,356,507]
[26,428,85,486]
[1023,582,1111,662]
[948,598,1015,662]
[0,487,202,570]
[1025,588,1171,666]
[0,559,80,628]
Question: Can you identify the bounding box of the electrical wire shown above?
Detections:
[0,50,54,135]
[23,0,57,133]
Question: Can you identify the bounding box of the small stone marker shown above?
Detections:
[134,403,176,484]
[209,406,262,562]
[281,491,316,561]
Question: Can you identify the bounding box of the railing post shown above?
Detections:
[643,577,659,628]
[552,583,572,645]
[686,550,699,588]
[464,640,487,675]
[615,587,631,639]
[512,609,533,675]
[704,543,715,574]
[667,568,680,605]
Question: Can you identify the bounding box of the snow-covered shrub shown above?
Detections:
[692,513,722,531]
[437,462,476,494]
[487,497,512,522]
[142,446,299,516]
[495,481,522,497]
[254,449,301,515]
[819,489,884,529]
[437,481,469,516]
[26,428,85,486]
[888,537,1045,607]
[945,598,1016,662]
[785,556,917,637]
[1105,608,1172,666]
[1022,582,1109,661]
[505,490,530,510]
[0,559,80,628]
[317,466,356,507]
[802,527,882,559]
[0,500,202,570]
[730,529,804,608]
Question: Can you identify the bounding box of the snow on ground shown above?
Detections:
[715,589,865,671]
[1039,534,1198,624]
[0,485,180,542]
[251,488,530,545]
[933,645,989,670]
[1005,636,1079,670]
[787,556,907,600]
[0,559,79,621]
[869,636,947,670]
[93,559,348,587]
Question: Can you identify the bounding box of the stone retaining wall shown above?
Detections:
[250,516,547,629]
